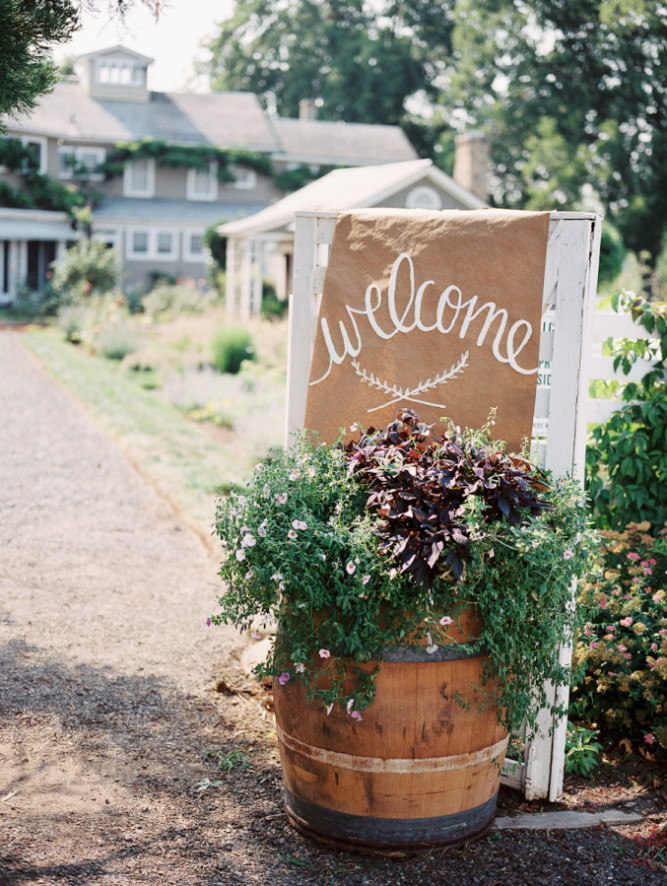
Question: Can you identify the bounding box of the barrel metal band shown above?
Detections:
[276,724,508,774]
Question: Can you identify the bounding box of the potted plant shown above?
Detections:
[211,409,595,854]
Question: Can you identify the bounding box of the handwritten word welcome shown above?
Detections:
[311,252,538,385]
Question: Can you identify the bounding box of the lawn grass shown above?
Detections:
[23,327,255,549]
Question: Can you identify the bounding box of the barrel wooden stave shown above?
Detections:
[274,649,507,851]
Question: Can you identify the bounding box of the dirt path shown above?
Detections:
[1,330,664,886]
[0,331,273,884]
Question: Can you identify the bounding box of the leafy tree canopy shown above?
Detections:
[445,0,667,264]
[208,0,666,271]
[0,0,80,120]
[205,0,455,128]
[0,1,158,124]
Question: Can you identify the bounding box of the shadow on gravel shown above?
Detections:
[1,638,665,886]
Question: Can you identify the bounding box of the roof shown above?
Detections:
[0,207,72,239]
[218,159,486,238]
[6,83,280,151]
[93,198,268,226]
[269,117,418,166]
[75,46,154,65]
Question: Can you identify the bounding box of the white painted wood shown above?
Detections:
[593,312,658,340]
[226,237,237,318]
[286,209,603,801]
[523,215,601,802]
[286,214,319,441]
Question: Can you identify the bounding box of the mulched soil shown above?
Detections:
[1,330,665,885]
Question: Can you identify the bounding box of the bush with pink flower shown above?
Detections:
[570,521,667,756]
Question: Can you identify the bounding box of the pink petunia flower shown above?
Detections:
[563,549,574,560]
[278,672,290,685]
[627,552,641,561]
[645,733,655,745]
[439,616,454,627]
[346,561,356,575]
[319,648,331,659]
[287,529,298,540]
[350,710,363,721]
[292,519,308,531]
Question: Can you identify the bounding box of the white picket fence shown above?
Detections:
[285,208,660,801]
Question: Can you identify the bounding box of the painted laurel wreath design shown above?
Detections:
[350,351,470,413]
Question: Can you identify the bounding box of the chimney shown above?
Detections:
[453,131,490,202]
[299,98,317,121]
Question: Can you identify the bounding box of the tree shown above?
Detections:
[0,0,80,120]
[205,0,454,128]
[0,1,159,124]
[445,0,667,277]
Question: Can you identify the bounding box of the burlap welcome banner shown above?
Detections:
[304,208,551,452]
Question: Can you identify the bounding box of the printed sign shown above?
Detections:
[305,208,551,452]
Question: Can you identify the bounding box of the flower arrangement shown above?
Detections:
[570,521,667,755]
[211,409,595,734]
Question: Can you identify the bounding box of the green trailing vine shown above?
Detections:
[1,135,335,220]
[97,139,274,183]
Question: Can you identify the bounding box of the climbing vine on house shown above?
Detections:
[98,140,334,193]
[97,140,274,183]
[0,136,85,214]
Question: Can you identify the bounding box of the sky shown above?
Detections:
[54,0,234,94]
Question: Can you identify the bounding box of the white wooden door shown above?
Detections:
[286,209,602,800]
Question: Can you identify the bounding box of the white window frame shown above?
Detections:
[186,163,218,201]
[57,145,106,181]
[405,185,443,210]
[183,229,206,263]
[126,227,178,261]
[227,165,257,190]
[20,136,47,174]
[123,157,156,198]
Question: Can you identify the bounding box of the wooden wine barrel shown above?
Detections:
[273,610,508,856]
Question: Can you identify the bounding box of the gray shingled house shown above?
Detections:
[0,46,418,301]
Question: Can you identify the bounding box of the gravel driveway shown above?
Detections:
[0,330,664,885]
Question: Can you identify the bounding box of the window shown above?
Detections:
[156,231,174,255]
[186,163,217,201]
[130,231,149,256]
[405,185,442,211]
[126,229,178,261]
[123,157,155,198]
[20,137,47,174]
[184,231,205,263]
[227,165,257,190]
[58,146,105,180]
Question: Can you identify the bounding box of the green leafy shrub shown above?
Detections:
[210,325,255,374]
[142,279,220,320]
[570,522,667,756]
[586,294,667,532]
[260,281,288,321]
[212,410,595,730]
[95,320,141,361]
[564,725,604,777]
[51,239,120,306]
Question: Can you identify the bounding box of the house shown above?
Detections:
[219,152,488,317]
[0,45,418,302]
